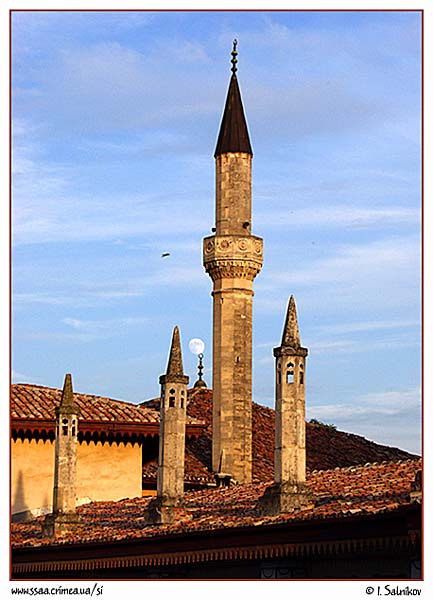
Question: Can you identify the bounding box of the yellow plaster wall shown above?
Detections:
[11,438,54,517]
[11,438,142,517]
[77,441,142,503]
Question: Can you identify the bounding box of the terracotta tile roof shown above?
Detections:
[142,388,214,483]
[253,400,418,477]
[11,383,203,428]
[141,387,417,484]
[13,383,417,485]
[11,458,421,548]
[142,447,213,485]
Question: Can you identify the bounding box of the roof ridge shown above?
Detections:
[12,383,56,390]
[310,457,421,475]
[12,382,159,410]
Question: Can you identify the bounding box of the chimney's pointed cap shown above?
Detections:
[166,326,185,377]
[160,326,189,385]
[57,373,80,415]
[214,40,252,157]
[281,295,301,348]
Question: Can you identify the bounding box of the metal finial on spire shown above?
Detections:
[193,352,207,388]
[231,38,238,74]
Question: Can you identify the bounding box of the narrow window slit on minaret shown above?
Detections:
[286,362,294,384]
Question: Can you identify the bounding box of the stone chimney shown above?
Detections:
[42,373,81,537]
[259,297,314,515]
[146,326,189,524]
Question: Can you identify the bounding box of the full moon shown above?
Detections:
[189,338,205,355]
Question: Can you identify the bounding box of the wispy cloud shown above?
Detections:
[13,291,144,307]
[16,40,219,136]
[158,39,210,65]
[13,261,206,308]
[255,322,419,358]
[77,131,190,156]
[11,370,38,383]
[62,316,149,339]
[310,388,420,420]
[256,236,420,317]
[258,205,420,230]
[311,332,419,355]
[315,319,420,336]
[307,387,421,453]
[12,187,208,246]
[269,236,419,287]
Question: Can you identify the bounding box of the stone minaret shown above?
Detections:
[146,326,189,524]
[260,296,313,514]
[203,40,263,484]
[43,373,81,537]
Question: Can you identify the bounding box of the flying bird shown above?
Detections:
[161,252,171,258]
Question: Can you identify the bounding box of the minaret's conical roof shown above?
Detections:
[166,326,185,378]
[281,295,301,348]
[214,40,252,157]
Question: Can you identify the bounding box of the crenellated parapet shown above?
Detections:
[203,235,263,281]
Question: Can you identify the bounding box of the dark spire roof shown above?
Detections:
[214,40,252,157]
[281,295,301,348]
[56,373,80,415]
[166,326,185,378]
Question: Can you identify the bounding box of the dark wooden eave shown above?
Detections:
[11,418,205,441]
[11,504,421,577]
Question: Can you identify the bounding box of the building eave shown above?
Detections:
[11,418,205,440]
[11,503,421,577]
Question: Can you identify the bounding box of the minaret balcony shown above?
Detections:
[203,234,263,282]
[203,234,263,275]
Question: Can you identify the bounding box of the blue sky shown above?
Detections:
[11,10,421,453]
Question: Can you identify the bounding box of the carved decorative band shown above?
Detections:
[204,235,263,261]
[203,236,263,281]
[204,259,262,281]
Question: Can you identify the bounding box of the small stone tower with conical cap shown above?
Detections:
[43,373,81,537]
[260,296,313,514]
[203,40,263,484]
[146,326,189,524]
[158,325,189,501]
